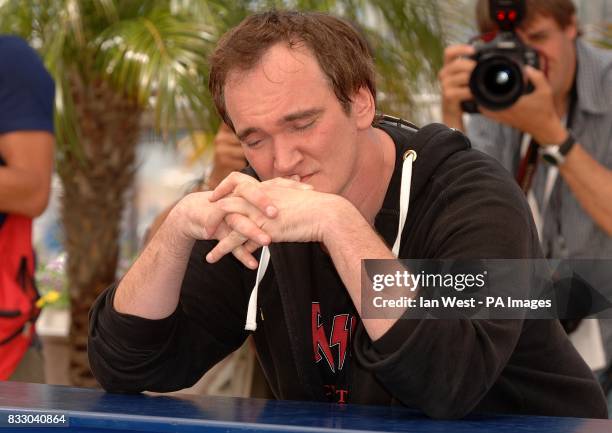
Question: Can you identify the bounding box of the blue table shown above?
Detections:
[0,381,610,432]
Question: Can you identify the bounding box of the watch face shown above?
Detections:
[540,146,564,166]
[541,152,559,165]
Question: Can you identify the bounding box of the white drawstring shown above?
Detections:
[245,245,270,331]
[392,150,417,257]
[244,149,417,331]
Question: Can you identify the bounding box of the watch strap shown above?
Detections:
[558,130,576,156]
[540,130,576,166]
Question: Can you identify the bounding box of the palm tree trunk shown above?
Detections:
[59,73,142,387]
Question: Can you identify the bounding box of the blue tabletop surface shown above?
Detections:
[0,381,610,432]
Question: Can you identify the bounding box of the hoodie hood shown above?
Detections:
[376,121,472,217]
[373,122,472,251]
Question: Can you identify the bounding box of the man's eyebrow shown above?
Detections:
[236,127,260,142]
[279,108,323,124]
[236,108,323,141]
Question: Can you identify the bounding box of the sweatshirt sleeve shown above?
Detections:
[353,151,542,419]
[88,239,251,393]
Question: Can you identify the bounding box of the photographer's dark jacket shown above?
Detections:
[88,122,607,419]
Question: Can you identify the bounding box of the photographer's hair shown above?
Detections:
[208,10,376,129]
[475,0,578,34]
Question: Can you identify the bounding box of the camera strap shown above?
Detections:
[514,76,577,194]
[515,138,539,193]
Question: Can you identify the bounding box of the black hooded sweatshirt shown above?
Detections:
[88,121,607,419]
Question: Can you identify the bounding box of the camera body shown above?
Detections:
[461,0,539,113]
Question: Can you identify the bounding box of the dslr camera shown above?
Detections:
[462,0,539,113]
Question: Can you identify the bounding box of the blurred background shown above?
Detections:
[0,0,608,391]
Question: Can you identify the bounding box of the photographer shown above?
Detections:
[440,0,611,239]
[439,0,612,379]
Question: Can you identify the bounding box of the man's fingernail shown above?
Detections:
[266,206,277,217]
[206,253,214,263]
[259,234,270,244]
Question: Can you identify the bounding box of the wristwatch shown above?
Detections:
[540,131,576,166]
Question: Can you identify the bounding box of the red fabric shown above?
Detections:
[0,214,39,379]
[515,140,539,194]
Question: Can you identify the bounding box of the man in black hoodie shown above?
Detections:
[88,11,607,419]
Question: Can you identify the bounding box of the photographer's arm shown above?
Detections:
[481,66,612,236]
[558,143,612,236]
[0,131,54,217]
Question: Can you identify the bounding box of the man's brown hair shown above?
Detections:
[475,0,577,34]
[208,10,376,129]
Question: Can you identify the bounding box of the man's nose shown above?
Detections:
[273,140,303,175]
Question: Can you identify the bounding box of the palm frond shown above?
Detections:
[1,0,452,146]
[93,8,217,135]
[593,23,612,50]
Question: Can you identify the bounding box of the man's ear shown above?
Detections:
[351,87,376,130]
[565,14,578,40]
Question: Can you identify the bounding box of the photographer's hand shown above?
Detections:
[438,44,476,131]
[207,123,247,189]
[480,66,567,145]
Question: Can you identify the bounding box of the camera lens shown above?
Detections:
[486,67,513,92]
[470,55,524,110]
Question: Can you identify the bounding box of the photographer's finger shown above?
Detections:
[216,144,246,161]
[215,155,247,172]
[214,123,238,143]
[443,70,472,88]
[443,44,475,65]
[524,65,547,89]
[448,57,477,75]
[444,87,473,103]
[439,60,475,91]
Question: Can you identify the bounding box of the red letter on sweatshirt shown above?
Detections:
[312,303,335,372]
